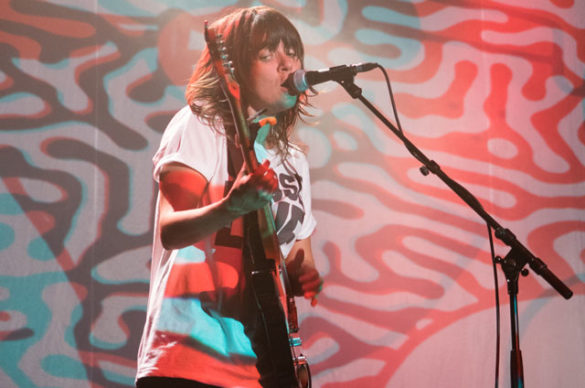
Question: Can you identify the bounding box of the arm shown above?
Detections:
[158,160,277,250]
[286,237,324,306]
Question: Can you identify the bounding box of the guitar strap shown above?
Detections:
[225,137,297,388]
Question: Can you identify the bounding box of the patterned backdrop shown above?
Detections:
[1,0,584,387]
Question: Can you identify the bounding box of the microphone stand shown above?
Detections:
[335,75,573,388]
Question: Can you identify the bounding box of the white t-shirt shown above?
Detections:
[136,106,316,387]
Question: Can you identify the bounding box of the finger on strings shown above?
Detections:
[265,168,278,191]
[306,279,324,307]
[255,160,270,176]
[249,161,270,187]
[258,170,277,193]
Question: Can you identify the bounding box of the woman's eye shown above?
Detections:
[258,52,273,61]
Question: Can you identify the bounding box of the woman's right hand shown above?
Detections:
[157,160,278,250]
[225,160,278,216]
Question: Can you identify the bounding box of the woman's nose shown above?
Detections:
[278,54,293,73]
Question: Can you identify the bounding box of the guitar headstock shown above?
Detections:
[204,21,240,100]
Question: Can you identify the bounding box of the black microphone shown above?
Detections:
[283,62,378,94]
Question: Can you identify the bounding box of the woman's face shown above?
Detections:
[246,41,301,116]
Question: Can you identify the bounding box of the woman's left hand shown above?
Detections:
[286,247,323,306]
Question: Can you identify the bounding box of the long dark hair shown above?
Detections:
[185,6,309,156]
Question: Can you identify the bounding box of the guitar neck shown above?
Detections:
[220,84,258,170]
[220,91,282,265]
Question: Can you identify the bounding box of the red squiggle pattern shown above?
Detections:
[0,1,583,387]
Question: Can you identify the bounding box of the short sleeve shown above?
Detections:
[152,106,222,183]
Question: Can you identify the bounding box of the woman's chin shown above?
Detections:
[276,94,298,113]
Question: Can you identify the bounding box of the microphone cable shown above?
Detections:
[375,63,404,134]
[487,223,501,388]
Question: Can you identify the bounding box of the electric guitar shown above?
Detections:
[204,22,310,388]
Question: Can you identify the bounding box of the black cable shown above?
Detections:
[376,64,404,133]
[487,223,500,388]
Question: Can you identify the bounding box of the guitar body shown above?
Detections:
[205,23,310,388]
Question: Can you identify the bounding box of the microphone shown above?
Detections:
[283,62,378,94]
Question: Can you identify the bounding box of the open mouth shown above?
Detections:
[281,81,298,96]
